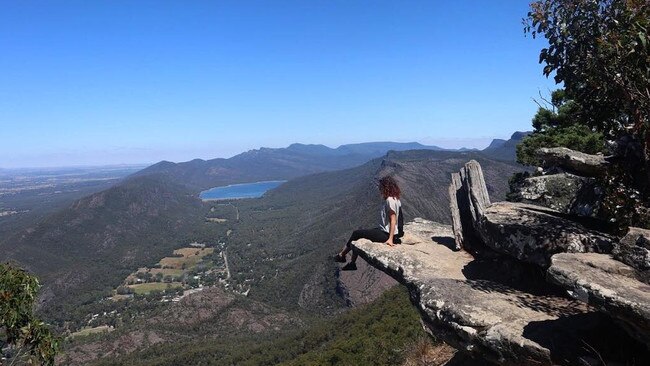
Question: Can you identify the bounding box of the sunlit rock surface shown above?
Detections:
[536,147,608,177]
[352,219,623,365]
[449,160,613,267]
[509,173,603,217]
[477,202,613,267]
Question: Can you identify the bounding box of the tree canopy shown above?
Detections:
[526,0,649,140]
[1,264,58,365]
[521,0,650,228]
[517,89,605,166]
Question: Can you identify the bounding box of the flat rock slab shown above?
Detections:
[477,202,613,268]
[352,219,616,365]
[548,253,650,348]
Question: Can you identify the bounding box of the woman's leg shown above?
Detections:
[339,228,388,263]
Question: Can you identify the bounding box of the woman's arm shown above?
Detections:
[385,211,396,246]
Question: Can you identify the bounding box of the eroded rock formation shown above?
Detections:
[352,220,643,365]
[509,173,603,217]
[477,202,612,267]
[548,253,650,348]
[451,160,613,267]
[352,156,650,365]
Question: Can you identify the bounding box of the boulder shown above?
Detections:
[476,202,614,268]
[449,160,491,252]
[352,219,643,365]
[613,227,650,284]
[509,173,603,217]
[547,253,650,348]
[460,160,491,223]
[536,147,607,177]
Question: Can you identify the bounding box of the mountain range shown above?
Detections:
[134,135,527,192]
[0,134,529,364]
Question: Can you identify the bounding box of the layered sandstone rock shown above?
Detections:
[449,161,613,267]
[548,253,650,348]
[477,202,613,267]
[352,219,634,365]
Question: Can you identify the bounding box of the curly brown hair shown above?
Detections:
[379,176,401,199]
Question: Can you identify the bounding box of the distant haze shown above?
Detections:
[1,137,503,169]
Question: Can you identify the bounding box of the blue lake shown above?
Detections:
[199,180,287,200]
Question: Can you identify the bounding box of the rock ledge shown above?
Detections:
[352,219,617,365]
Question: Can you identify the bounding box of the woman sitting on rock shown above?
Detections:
[334,176,402,271]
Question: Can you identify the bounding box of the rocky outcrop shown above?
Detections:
[509,173,603,217]
[536,147,608,177]
[613,227,650,285]
[446,159,650,351]
[460,160,491,223]
[614,227,650,271]
[450,160,613,267]
[477,202,613,267]
[548,253,650,348]
[352,220,642,365]
[352,158,650,364]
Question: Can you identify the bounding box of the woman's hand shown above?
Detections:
[385,239,395,247]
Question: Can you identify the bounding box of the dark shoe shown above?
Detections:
[334,254,346,263]
[341,262,357,271]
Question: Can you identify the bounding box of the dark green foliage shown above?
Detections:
[526,0,649,138]
[1,263,58,365]
[517,125,605,166]
[516,89,605,166]
[525,0,650,228]
[281,287,425,366]
[530,89,580,131]
[90,286,433,366]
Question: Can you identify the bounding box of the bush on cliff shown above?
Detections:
[1,263,58,365]
[519,0,650,229]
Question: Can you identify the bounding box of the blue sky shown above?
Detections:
[0,1,556,168]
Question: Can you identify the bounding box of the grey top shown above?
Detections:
[380,196,401,234]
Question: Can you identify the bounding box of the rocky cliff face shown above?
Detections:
[351,151,650,365]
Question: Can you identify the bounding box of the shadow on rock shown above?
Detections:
[431,235,457,251]
[523,312,650,365]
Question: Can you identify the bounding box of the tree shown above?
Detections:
[1,263,58,365]
[526,0,649,139]
[517,89,605,166]
[525,0,650,228]
[116,286,133,295]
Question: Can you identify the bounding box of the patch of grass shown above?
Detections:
[159,247,214,269]
[127,282,182,295]
[174,247,214,257]
[70,325,113,338]
[148,268,184,277]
